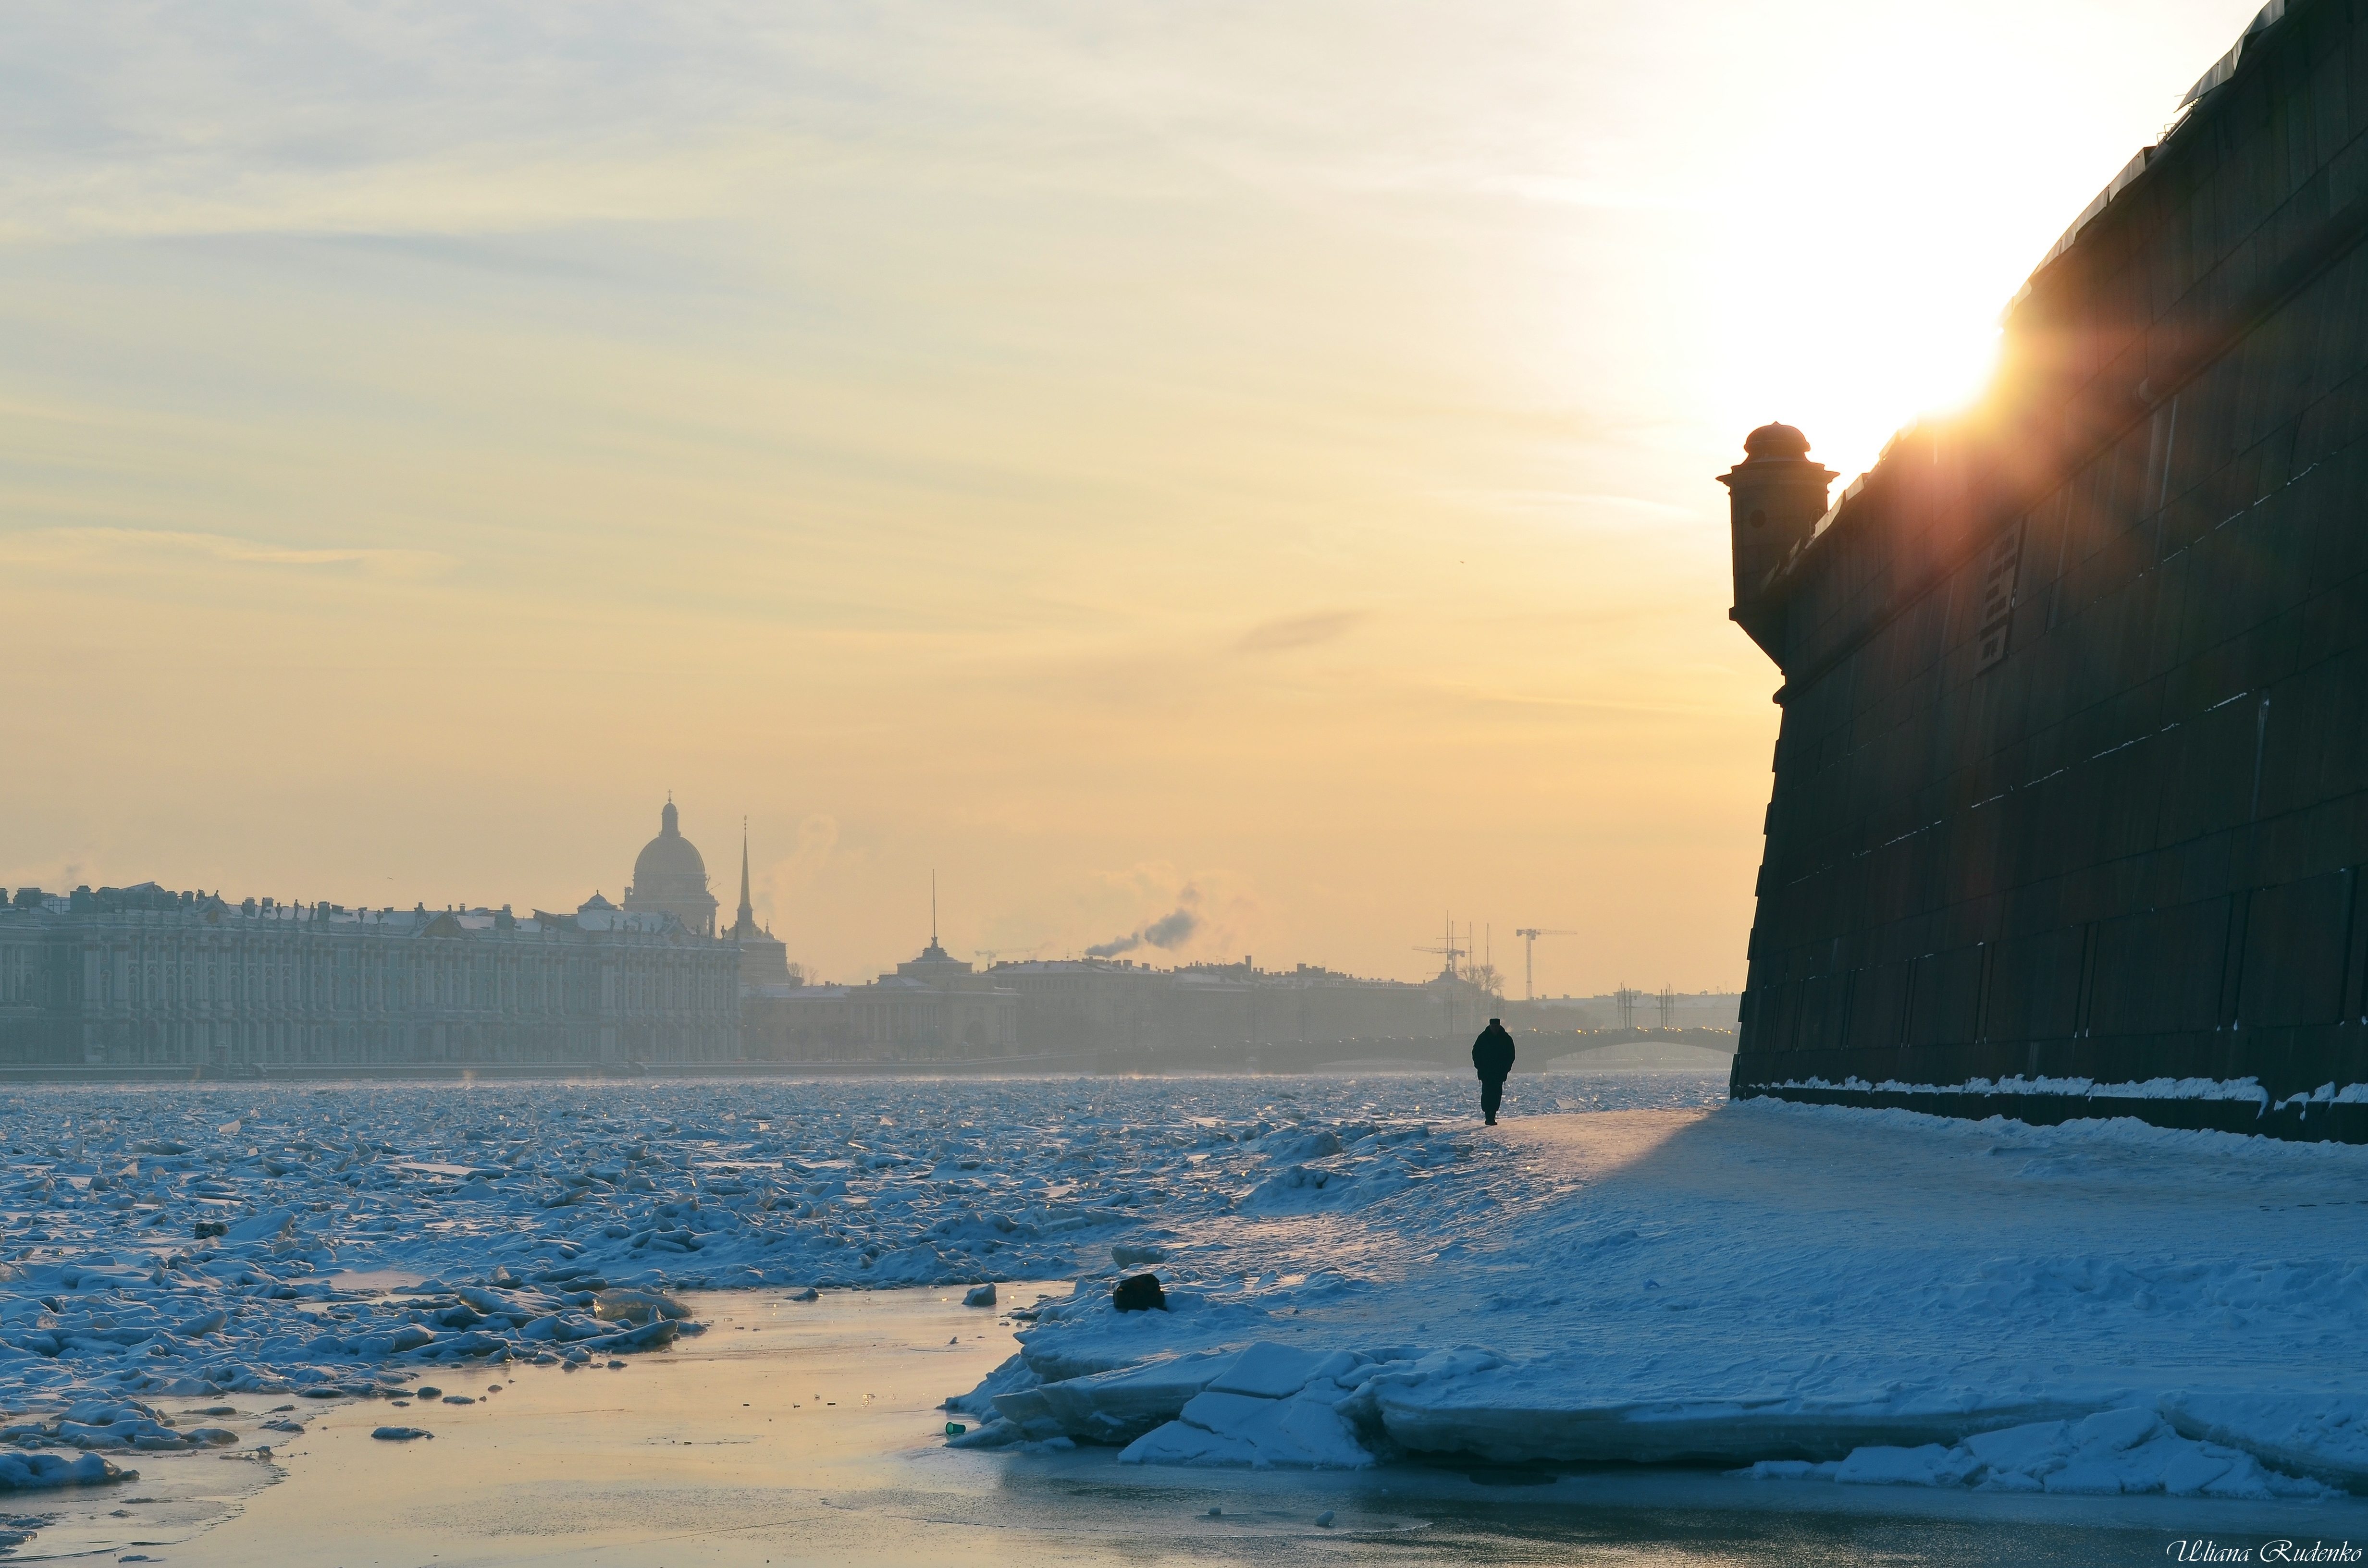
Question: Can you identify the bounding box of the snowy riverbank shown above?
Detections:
[949,1096,2368,1503]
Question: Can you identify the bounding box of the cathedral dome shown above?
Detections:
[633,800,708,888]
[625,799,719,936]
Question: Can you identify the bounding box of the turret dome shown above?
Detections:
[1742,422,1812,460]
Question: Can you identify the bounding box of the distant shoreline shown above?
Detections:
[0,1033,1734,1086]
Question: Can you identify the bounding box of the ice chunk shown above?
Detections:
[1029,1349,1240,1444]
[1207,1343,1332,1400]
[1122,1386,1372,1469]
[592,1289,688,1324]
[1833,1444,1982,1487]
[2160,1390,2368,1492]
[2071,1406,2163,1453]
[0,1451,131,1490]
[964,1284,997,1308]
[1735,1459,1839,1480]
[225,1208,296,1244]
[2162,1450,2233,1495]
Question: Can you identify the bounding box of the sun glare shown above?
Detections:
[1693,0,2194,485]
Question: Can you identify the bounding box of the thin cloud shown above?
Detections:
[0,527,451,579]
[1235,610,1365,654]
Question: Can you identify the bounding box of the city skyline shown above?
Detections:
[1,803,1743,996]
[2,0,2263,997]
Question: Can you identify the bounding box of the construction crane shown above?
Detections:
[1411,913,1467,980]
[1513,927,1578,1001]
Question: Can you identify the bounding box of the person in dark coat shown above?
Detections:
[1471,1017,1516,1124]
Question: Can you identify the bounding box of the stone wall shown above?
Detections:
[1732,0,2368,1135]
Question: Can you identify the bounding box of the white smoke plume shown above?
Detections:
[1086,891,1201,958]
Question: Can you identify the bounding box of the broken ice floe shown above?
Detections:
[944,1090,2368,1498]
[0,1448,136,1491]
[956,1328,2367,1496]
[1738,1406,2335,1499]
[0,1074,1573,1424]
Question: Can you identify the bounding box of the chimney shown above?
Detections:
[1717,423,1837,607]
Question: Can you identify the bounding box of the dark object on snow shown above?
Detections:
[370,1426,432,1441]
[963,1283,997,1307]
[1112,1273,1168,1312]
[192,1219,229,1239]
[1472,1018,1516,1123]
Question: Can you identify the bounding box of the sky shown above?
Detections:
[2,0,2262,993]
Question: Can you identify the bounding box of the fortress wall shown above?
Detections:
[1733,0,2368,1130]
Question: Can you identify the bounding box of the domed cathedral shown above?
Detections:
[624,797,719,937]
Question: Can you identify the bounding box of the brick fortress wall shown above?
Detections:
[1728,0,2368,1139]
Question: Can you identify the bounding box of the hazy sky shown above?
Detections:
[3,0,2257,992]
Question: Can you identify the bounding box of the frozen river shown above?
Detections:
[2,1068,2365,1560]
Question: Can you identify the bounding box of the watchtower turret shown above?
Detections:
[1717,422,1837,607]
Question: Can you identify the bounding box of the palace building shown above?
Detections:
[0,883,740,1072]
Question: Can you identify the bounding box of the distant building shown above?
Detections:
[742,932,1020,1060]
[725,825,793,989]
[990,957,1490,1060]
[0,881,740,1069]
[624,798,718,937]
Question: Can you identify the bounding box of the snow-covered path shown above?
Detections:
[963,1100,2368,1499]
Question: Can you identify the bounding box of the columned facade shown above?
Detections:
[0,885,740,1068]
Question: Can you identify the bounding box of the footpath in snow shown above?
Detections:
[949,1091,2368,1504]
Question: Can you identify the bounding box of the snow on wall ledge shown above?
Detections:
[1735,1074,2368,1144]
[952,1092,2368,1501]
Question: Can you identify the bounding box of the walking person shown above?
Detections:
[1472,1017,1516,1125]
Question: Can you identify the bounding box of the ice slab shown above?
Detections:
[949,1090,2368,1495]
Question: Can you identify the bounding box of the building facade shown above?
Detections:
[990,958,1487,1056]
[0,882,740,1069]
[741,952,1492,1064]
[742,937,1021,1060]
